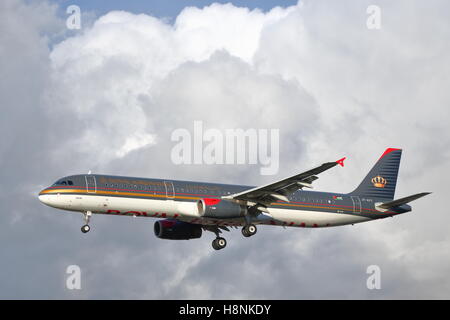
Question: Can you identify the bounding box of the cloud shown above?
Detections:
[0,0,449,299]
[46,4,309,172]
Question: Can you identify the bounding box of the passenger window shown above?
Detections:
[68,180,73,185]
[61,181,67,185]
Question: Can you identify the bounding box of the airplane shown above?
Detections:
[38,148,430,250]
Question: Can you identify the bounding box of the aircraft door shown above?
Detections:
[85,175,97,193]
[350,196,362,213]
[164,181,175,199]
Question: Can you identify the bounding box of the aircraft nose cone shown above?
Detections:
[38,191,52,206]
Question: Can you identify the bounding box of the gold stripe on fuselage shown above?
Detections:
[39,188,363,214]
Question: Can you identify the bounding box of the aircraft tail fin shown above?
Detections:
[376,192,431,209]
[350,148,402,200]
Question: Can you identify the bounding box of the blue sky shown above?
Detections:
[51,0,299,19]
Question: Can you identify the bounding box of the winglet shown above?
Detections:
[336,157,346,167]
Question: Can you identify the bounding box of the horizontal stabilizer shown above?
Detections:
[377,192,431,209]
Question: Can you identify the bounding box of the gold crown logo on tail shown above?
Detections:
[371,176,387,188]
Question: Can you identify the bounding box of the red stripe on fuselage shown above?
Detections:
[43,185,395,214]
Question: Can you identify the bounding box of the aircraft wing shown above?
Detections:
[222,157,346,207]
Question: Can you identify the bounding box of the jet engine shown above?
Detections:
[197,198,247,218]
[154,219,202,240]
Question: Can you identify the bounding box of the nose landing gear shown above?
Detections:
[81,211,92,233]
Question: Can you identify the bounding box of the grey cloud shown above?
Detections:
[0,0,449,299]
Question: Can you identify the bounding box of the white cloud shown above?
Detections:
[46,5,318,174]
[115,132,156,158]
[1,0,449,299]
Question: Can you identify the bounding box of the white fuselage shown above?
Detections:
[39,193,370,228]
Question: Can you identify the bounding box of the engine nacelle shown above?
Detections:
[154,219,202,240]
[197,198,246,218]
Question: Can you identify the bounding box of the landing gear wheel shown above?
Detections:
[212,237,227,250]
[242,224,257,237]
[81,211,92,234]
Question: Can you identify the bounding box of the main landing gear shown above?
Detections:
[210,224,257,250]
[210,227,228,250]
[241,224,257,237]
[212,237,227,250]
[81,211,92,233]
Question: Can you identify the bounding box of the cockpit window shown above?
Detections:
[53,179,73,186]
